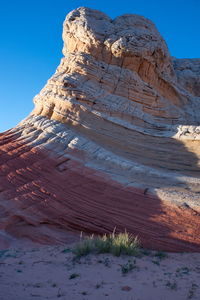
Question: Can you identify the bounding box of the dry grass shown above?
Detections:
[73,230,140,258]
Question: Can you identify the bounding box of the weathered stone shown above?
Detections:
[0,7,199,251]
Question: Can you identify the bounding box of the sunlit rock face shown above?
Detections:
[0,7,200,251]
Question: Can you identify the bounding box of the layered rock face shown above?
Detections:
[0,7,200,251]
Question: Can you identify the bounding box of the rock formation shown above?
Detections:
[0,7,200,251]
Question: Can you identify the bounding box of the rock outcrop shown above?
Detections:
[0,7,200,251]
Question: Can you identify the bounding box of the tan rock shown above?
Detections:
[0,7,200,251]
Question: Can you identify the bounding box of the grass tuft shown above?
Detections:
[73,230,140,258]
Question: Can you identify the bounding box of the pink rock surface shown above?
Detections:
[0,130,199,251]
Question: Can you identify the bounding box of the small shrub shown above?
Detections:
[72,230,140,258]
[57,288,64,298]
[69,273,80,280]
[97,257,111,267]
[102,257,111,267]
[188,283,198,299]
[33,283,43,288]
[165,281,177,290]
[61,248,71,254]
[155,251,167,260]
[176,266,190,276]
[81,291,88,295]
[0,250,8,258]
[16,269,23,273]
[95,281,104,289]
[120,260,136,274]
[152,259,160,266]
[141,249,151,256]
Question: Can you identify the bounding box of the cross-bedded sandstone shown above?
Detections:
[0,7,199,251]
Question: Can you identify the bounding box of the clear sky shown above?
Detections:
[0,0,199,132]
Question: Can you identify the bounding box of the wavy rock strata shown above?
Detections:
[0,7,200,251]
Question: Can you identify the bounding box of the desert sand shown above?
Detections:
[0,237,200,300]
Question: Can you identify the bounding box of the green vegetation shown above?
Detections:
[188,283,198,299]
[69,273,80,279]
[154,251,168,260]
[97,257,111,267]
[72,230,140,258]
[176,266,190,276]
[81,291,88,295]
[61,248,72,254]
[120,260,137,274]
[151,259,160,266]
[15,269,23,273]
[0,250,8,258]
[165,281,177,290]
[141,249,151,256]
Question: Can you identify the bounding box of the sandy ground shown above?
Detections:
[0,239,200,300]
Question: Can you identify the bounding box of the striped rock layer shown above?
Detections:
[0,7,200,251]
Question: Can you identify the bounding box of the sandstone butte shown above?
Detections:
[0,7,200,252]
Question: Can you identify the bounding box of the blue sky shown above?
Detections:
[0,0,199,132]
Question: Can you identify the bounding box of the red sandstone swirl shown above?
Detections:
[0,7,200,251]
